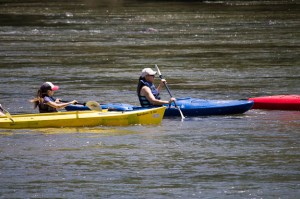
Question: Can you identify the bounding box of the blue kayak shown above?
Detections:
[164,97,253,116]
[65,97,254,117]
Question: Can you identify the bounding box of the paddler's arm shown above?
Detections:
[142,86,175,106]
[46,100,78,109]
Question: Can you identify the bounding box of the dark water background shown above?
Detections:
[0,0,299,198]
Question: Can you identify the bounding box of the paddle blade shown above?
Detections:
[155,64,162,77]
[4,110,14,123]
[86,101,102,111]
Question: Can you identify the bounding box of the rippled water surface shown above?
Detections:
[0,0,299,198]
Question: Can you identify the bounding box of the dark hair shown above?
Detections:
[30,83,51,109]
[137,76,146,96]
[40,83,52,93]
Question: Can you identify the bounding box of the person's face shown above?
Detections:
[47,90,55,96]
[145,74,155,83]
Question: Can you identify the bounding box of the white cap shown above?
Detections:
[141,68,157,77]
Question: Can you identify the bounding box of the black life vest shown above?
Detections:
[137,79,161,107]
[38,96,58,113]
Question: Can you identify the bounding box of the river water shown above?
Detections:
[0,0,299,198]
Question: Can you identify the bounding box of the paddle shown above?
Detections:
[0,105,14,123]
[61,100,102,111]
[85,101,102,111]
[155,65,185,120]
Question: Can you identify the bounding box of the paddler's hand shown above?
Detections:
[168,97,176,104]
[70,100,78,105]
[159,79,167,87]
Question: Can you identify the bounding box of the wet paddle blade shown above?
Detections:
[86,101,102,111]
[4,110,14,122]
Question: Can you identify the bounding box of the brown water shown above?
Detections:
[0,0,299,198]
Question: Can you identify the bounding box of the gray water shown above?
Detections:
[0,0,299,198]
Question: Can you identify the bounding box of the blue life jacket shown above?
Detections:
[138,79,161,107]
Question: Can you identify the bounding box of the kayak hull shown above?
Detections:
[66,98,254,117]
[164,98,254,117]
[249,95,300,110]
[0,107,166,129]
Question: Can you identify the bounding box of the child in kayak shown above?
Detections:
[31,82,78,113]
[137,68,176,107]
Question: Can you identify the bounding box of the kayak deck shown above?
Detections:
[66,97,254,117]
[164,98,254,116]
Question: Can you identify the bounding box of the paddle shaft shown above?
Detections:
[60,100,85,105]
[155,65,185,119]
[61,100,102,111]
[158,75,176,101]
[1,108,14,122]
[158,74,181,109]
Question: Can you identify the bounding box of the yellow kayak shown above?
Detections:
[0,107,166,129]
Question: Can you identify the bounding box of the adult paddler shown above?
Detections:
[137,68,176,107]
